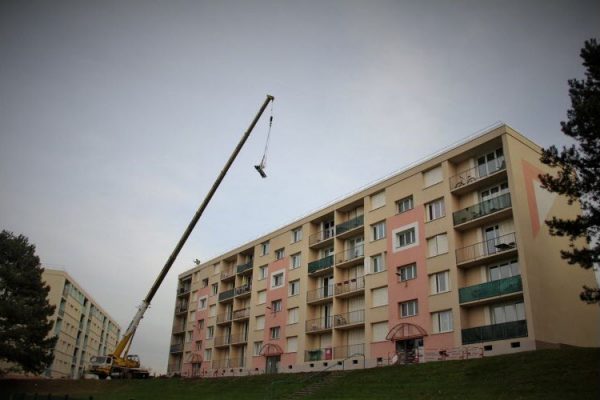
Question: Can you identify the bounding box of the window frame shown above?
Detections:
[371,221,386,241]
[288,279,300,296]
[425,197,446,222]
[371,253,386,273]
[400,299,418,318]
[260,241,270,256]
[396,195,414,214]
[397,263,417,282]
[291,228,303,243]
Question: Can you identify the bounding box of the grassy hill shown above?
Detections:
[1,348,599,400]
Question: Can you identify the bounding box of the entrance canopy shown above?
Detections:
[259,343,283,356]
[187,352,203,364]
[386,323,428,341]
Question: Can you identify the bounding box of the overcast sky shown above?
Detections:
[1,0,598,374]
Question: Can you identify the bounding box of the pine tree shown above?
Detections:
[539,38,600,304]
[0,230,57,375]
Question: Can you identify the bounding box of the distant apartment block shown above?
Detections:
[167,124,599,376]
[43,269,121,378]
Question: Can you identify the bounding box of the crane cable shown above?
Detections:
[258,100,275,169]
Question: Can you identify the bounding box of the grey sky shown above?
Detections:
[1,0,598,374]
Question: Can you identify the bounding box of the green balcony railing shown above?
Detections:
[459,275,522,303]
[336,215,364,235]
[462,320,528,344]
[308,255,334,274]
[453,193,512,225]
[218,288,235,302]
[236,261,253,274]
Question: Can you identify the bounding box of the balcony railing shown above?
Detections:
[307,285,334,303]
[177,285,191,296]
[308,255,334,274]
[211,359,230,369]
[456,232,517,265]
[453,193,512,226]
[335,244,364,265]
[235,283,252,297]
[304,347,333,361]
[459,275,523,304]
[170,343,184,353]
[175,303,189,314]
[172,323,186,333]
[229,358,246,368]
[214,335,231,347]
[236,261,253,274]
[333,343,365,359]
[335,276,365,296]
[309,227,336,246]
[334,310,365,327]
[230,333,248,344]
[216,312,232,324]
[218,288,235,302]
[462,320,528,345]
[232,307,250,320]
[336,215,364,236]
[305,316,333,332]
[220,268,235,280]
[450,160,506,190]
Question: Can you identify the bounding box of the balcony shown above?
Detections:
[334,244,364,268]
[175,303,189,314]
[230,333,248,345]
[450,160,507,195]
[170,343,184,353]
[307,285,334,304]
[334,276,365,298]
[308,255,334,275]
[336,215,364,239]
[309,227,335,248]
[211,359,230,369]
[214,335,231,347]
[462,320,528,345]
[334,310,365,329]
[453,193,512,230]
[172,323,186,334]
[236,261,253,274]
[304,347,333,361]
[229,358,246,368]
[220,268,236,281]
[216,312,232,325]
[177,285,191,296]
[456,232,517,268]
[232,307,250,321]
[333,343,365,359]
[218,288,235,302]
[459,275,523,305]
[234,283,252,297]
[305,316,333,333]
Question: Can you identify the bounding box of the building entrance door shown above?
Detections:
[266,355,280,374]
[395,338,423,364]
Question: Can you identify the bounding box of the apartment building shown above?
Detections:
[43,269,121,378]
[167,124,599,376]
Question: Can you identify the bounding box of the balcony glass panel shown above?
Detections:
[462,320,527,344]
[218,288,235,302]
[236,261,253,274]
[336,215,364,235]
[459,275,522,303]
[308,255,334,274]
[453,193,512,225]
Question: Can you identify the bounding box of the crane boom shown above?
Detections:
[111,94,275,360]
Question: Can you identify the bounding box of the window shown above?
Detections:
[198,297,207,310]
[198,319,204,329]
[400,300,418,317]
[425,198,445,221]
[271,299,282,313]
[477,148,505,177]
[289,280,300,296]
[186,330,193,343]
[371,253,386,273]
[255,315,265,330]
[275,248,285,260]
[427,233,448,257]
[488,259,520,281]
[201,278,209,288]
[257,290,266,304]
[259,265,268,280]
[270,326,280,339]
[209,304,216,317]
[396,195,414,213]
[287,336,298,353]
[287,307,299,324]
[397,263,417,282]
[204,348,212,361]
[395,227,416,250]
[491,301,525,324]
[372,286,388,307]
[430,271,450,294]
[253,341,263,356]
[372,321,388,342]
[290,253,301,269]
[207,326,214,339]
[432,310,453,333]
[371,191,386,210]
[260,241,270,256]
[211,283,218,296]
[423,165,443,187]
[292,228,303,243]
[271,270,285,289]
[372,221,386,241]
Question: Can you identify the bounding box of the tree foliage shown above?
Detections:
[0,230,57,375]
[539,38,600,303]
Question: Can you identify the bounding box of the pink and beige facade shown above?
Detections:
[167,124,599,376]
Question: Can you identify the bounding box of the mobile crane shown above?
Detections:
[88,95,275,379]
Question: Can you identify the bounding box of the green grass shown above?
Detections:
[1,348,599,400]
